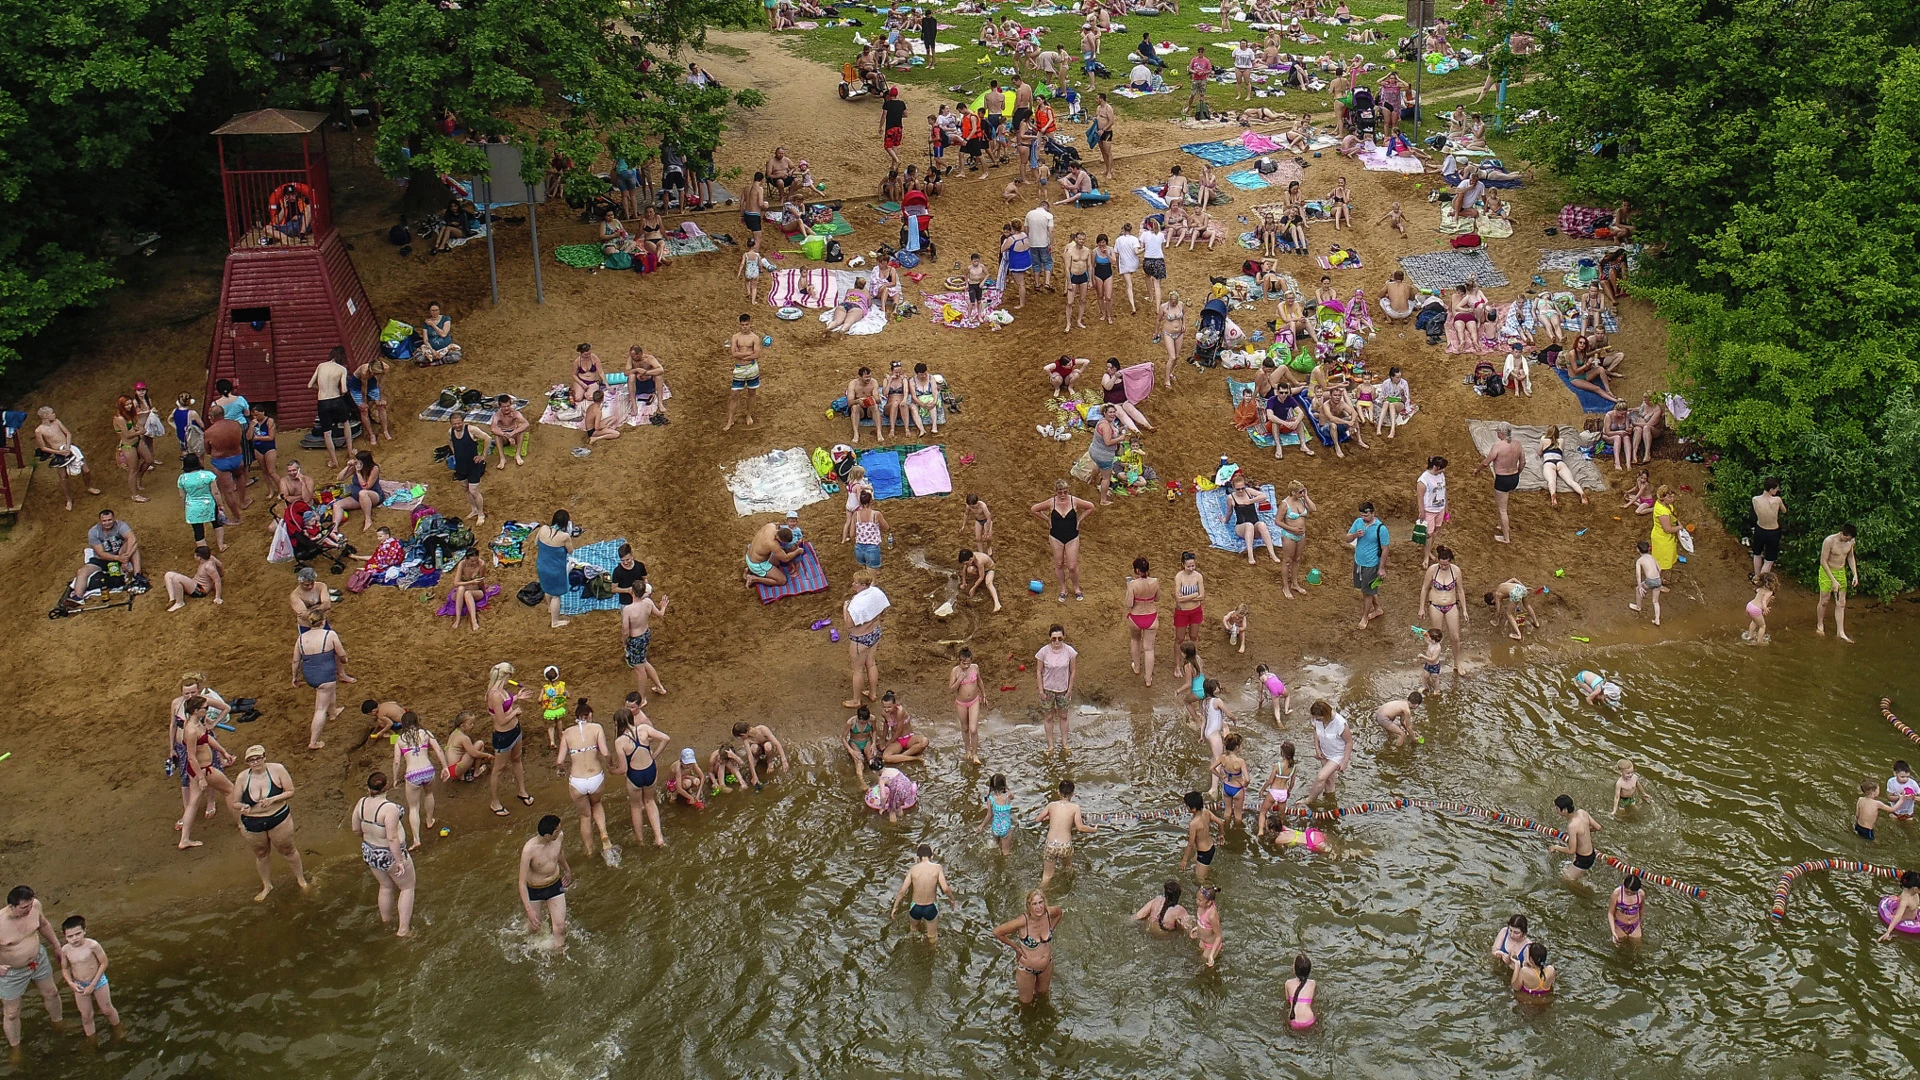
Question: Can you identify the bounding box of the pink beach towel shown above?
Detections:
[902,446,953,496]
[1120,362,1156,404]
[1241,131,1283,153]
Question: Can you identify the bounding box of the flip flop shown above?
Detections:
[491,805,510,816]
[518,794,535,806]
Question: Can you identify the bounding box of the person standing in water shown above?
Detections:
[557,700,615,863]
[486,662,535,815]
[1189,886,1223,968]
[950,647,986,765]
[1305,701,1353,802]
[1180,791,1223,881]
[1629,539,1666,626]
[890,844,957,945]
[518,815,574,952]
[1511,943,1556,997]
[1124,555,1160,687]
[1750,476,1784,581]
[1608,873,1646,944]
[349,772,416,937]
[57,915,119,1038]
[1034,779,1096,888]
[993,889,1064,1005]
[1552,794,1601,882]
[0,885,64,1048]
[1611,758,1645,815]
[1034,624,1080,754]
[1490,914,1530,969]
[233,744,309,901]
[1374,692,1423,748]
[614,707,671,847]
[1815,523,1859,642]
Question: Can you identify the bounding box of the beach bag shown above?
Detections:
[1068,451,1097,482]
[811,447,835,476]
[1449,232,1481,248]
[604,251,633,270]
[517,580,545,606]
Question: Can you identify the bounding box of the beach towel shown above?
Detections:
[859,448,907,500]
[380,483,429,511]
[1134,186,1172,210]
[1196,484,1279,553]
[1566,306,1620,335]
[1316,252,1364,270]
[1558,205,1607,237]
[810,213,855,237]
[767,268,864,309]
[1539,245,1638,274]
[755,542,830,604]
[1119,362,1156,404]
[1466,420,1608,493]
[1397,249,1509,290]
[871,201,902,214]
[728,447,831,517]
[436,583,503,617]
[1113,85,1176,98]
[1241,131,1283,153]
[1225,169,1270,190]
[553,244,605,269]
[1181,140,1258,167]
[1358,145,1426,173]
[924,288,1006,329]
[664,233,720,257]
[558,539,628,616]
[1551,367,1616,413]
[416,394,530,425]
[1438,206,1514,238]
[902,446,953,496]
[819,305,888,336]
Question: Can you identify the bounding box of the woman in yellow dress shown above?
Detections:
[1649,485,1681,573]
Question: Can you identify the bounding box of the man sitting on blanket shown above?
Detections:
[1053,165,1101,206]
[848,367,883,444]
[743,524,803,587]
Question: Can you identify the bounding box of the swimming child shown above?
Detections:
[1574,670,1621,706]
[540,666,568,749]
[1222,604,1249,653]
[1629,539,1665,626]
[1284,953,1317,1028]
[1742,571,1776,643]
[1511,943,1556,997]
[1189,885,1223,968]
[980,772,1016,854]
[1256,663,1291,721]
[1877,870,1920,943]
[1856,779,1897,841]
[1373,691,1423,748]
[1418,626,1444,694]
[1888,760,1918,820]
[1180,791,1223,882]
[1611,758,1644,816]
[1608,873,1646,944]
[1490,914,1529,969]
[1257,740,1297,838]
[1213,734,1251,829]
[58,914,121,1036]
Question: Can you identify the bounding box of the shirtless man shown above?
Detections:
[1475,424,1524,544]
[736,721,790,776]
[489,395,530,467]
[1033,778,1096,888]
[0,885,63,1047]
[619,587,670,703]
[890,844,957,944]
[847,367,882,443]
[203,410,249,524]
[31,407,101,510]
[308,346,355,467]
[1750,477,1784,580]
[726,314,761,432]
[958,548,1003,612]
[1092,93,1117,178]
[1551,794,1602,882]
[1012,77,1036,133]
[1061,233,1092,332]
[741,171,766,252]
[1380,271,1416,322]
[1815,524,1859,642]
[279,460,317,505]
[290,566,333,622]
[742,524,801,588]
[518,815,573,951]
[766,147,797,196]
[1179,791,1223,882]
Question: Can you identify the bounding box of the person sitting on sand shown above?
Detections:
[743,524,803,587]
[582,388,622,444]
[162,544,224,612]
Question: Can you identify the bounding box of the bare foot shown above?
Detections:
[843,699,862,708]
[1839,632,1855,643]
[254,884,274,902]
[1627,603,1640,612]
[178,840,204,849]
[551,619,571,628]
[167,602,185,613]
[310,740,325,750]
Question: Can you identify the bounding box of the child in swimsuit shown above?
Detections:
[1213,733,1251,829]
[539,666,567,749]
[1190,886,1223,968]
[844,706,877,781]
[980,772,1016,854]
[1512,943,1556,997]
[1743,571,1776,644]
[1608,874,1645,943]
[1257,739,1297,837]
[1417,626,1444,694]
[1611,758,1644,815]
[1256,663,1290,721]
[1284,954,1316,1028]
[842,465,871,541]
[1223,604,1249,652]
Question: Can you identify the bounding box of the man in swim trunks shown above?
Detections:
[1179,791,1223,882]
[891,844,956,944]
[32,406,102,511]
[847,366,882,444]
[1475,424,1523,545]
[1750,477,1784,580]
[308,346,356,468]
[1092,93,1116,179]
[743,523,801,587]
[765,147,797,195]
[518,815,573,951]
[619,587,670,704]
[203,410,249,523]
[0,885,64,1047]
[1034,779,1096,889]
[1552,795,1601,882]
[741,171,766,251]
[726,314,762,432]
[1815,524,1858,642]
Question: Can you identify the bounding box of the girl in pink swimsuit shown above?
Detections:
[1285,952,1317,1029]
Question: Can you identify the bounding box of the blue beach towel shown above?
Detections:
[1181,141,1258,167]
[1552,367,1615,413]
[1224,169,1270,190]
[558,538,628,617]
[858,448,907,500]
[1196,484,1280,553]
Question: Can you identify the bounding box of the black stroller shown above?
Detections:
[1042,134,1083,178]
[1351,86,1379,139]
[1193,298,1230,367]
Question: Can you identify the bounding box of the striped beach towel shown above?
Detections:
[756,542,830,604]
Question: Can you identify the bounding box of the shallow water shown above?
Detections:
[17,621,1920,1080]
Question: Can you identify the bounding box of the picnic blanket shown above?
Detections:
[1539,245,1638,273]
[809,213,855,237]
[755,542,830,604]
[664,233,719,257]
[1438,206,1514,239]
[1113,85,1177,98]
[820,305,887,336]
[1133,186,1173,210]
[924,288,1006,329]
[1551,367,1616,413]
[537,383,668,429]
[727,447,831,517]
[1397,249,1509,290]
[1358,145,1426,173]
[1196,484,1279,554]
[1466,420,1608,492]
[435,583,503,617]
[558,538,628,617]
[767,268,865,309]
[1228,379,1302,446]
[1120,362,1156,404]
[416,394,530,425]
[902,446,953,496]
[1181,140,1259,167]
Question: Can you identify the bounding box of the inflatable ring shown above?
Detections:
[1881,895,1920,933]
[775,306,804,321]
[945,276,967,288]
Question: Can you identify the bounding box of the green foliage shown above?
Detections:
[1501,2,1920,594]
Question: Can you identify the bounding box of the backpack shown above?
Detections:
[517,580,546,606]
[824,237,845,262]
[1475,361,1504,396]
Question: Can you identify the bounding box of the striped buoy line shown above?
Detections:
[1769,858,1914,920]
[1880,697,1920,746]
[1275,797,1410,823]
[1082,808,1185,827]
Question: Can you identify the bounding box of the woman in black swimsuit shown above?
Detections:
[1030,479,1095,602]
[1222,474,1283,566]
[1091,234,1116,324]
[234,745,307,901]
[993,889,1064,1004]
[615,707,671,846]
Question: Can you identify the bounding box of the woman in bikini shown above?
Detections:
[329,450,385,534]
[1131,879,1192,933]
[878,690,927,764]
[1124,556,1160,687]
[843,570,889,708]
[486,661,534,815]
[1326,176,1353,228]
[556,699,614,862]
[1284,953,1317,1029]
[949,646,985,765]
[994,889,1064,1005]
[176,695,236,850]
[1158,289,1187,390]
[1511,942,1556,997]
[1100,357,1154,434]
[570,344,606,405]
[111,397,150,502]
[1538,425,1588,507]
[1419,545,1468,676]
[1491,913,1531,968]
[1172,551,1205,647]
[1031,479,1094,602]
[234,744,307,901]
[350,772,416,937]
[130,382,161,474]
[879,361,914,440]
[1223,474,1281,566]
[844,705,879,781]
[908,362,942,435]
[639,204,667,264]
[390,712,449,850]
[1608,874,1646,944]
[1277,479,1316,598]
[614,706,670,846]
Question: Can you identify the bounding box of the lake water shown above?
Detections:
[16,619,1920,1079]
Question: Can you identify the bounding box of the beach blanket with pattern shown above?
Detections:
[1538,245,1639,274]
[1227,379,1301,446]
[767,268,866,309]
[755,542,830,604]
[537,382,670,429]
[436,583,503,617]
[1466,421,1608,492]
[728,447,831,517]
[1358,145,1427,174]
[1438,206,1514,238]
[924,288,1006,329]
[1196,484,1280,553]
[1557,205,1607,237]
[664,233,719,257]
[416,394,531,425]
[553,243,607,269]
[558,538,628,617]
[809,213,855,237]
[1396,249,1509,291]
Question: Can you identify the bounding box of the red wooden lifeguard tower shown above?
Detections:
[204,109,379,428]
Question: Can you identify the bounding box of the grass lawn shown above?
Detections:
[773,0,1497,129]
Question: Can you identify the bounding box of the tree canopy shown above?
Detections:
[0,0,760,370]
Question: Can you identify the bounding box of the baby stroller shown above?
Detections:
[1043,134,1083,178]
[1193,297,1230,367]
[1350,86,1379,139]
[898,190,935,258]
[280,499,357,574]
